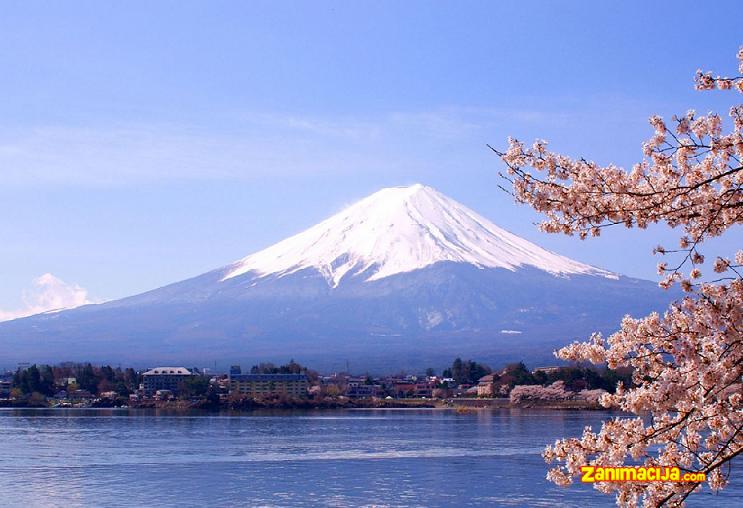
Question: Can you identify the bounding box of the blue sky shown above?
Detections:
[0,1,741,314]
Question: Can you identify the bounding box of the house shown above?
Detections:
[414,382,434,398]
[464,385,479,396]
[155,389,173,400]
[57,377,77,388]
[346,383,382,399]
[476,374,495,397]
[229,372,308,398]
[345,376,382,398]
[70,389,94,400]
[393,382,416,398]
[391,382,433,398]
[142,367,196,396]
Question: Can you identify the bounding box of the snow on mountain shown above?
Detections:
[222,183,615,287]
[0,183,672,370]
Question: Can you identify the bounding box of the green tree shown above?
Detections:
[39,365,55,395]
[114,380,131,397]
[180,376,210,397]
[449,358,491,384]
[77,363,97,393]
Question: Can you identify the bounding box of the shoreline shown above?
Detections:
[0,397,606,412]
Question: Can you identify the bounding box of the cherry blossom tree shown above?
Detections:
[510,380,571,404]
[509,380,607,405]
[492,47,743,507]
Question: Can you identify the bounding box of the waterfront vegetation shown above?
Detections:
[0,357,633,410]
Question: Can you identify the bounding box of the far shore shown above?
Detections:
[1,397,607,412]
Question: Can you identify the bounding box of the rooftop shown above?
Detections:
[143,367,193,376]
[230,373,308,382]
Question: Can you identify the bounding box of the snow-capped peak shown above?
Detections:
[222,184,615,287]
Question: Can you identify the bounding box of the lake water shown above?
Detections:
[0,408,739,507]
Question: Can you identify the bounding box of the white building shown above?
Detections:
[142,367,196,396]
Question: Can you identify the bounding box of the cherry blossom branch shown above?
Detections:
[496,46,743,507]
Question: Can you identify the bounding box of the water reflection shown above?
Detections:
[0,408,738,507]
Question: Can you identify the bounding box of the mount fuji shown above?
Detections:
[0,184,673,370]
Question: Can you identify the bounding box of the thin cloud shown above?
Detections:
[0,107,572,187]
[0,273,95,322]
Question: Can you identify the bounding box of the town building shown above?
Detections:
[69,389,94,400]
[142,367,196,396]
[57,377,77,388]
[346,383,382,399]
[476,374,496,397]
[155,389,174,400]
[392,381,434,398]
[346,376,381,398]
[229,372,308,398]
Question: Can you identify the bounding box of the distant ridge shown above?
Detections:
[0,184,672,371]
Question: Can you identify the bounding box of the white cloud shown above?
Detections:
[500,329,523,334]
[0,273,94,322]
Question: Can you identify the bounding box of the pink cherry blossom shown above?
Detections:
[493,46,743,507]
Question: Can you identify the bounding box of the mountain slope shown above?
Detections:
[223,184,614,287]
[0,184,674,371]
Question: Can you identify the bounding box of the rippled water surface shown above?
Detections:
[0,408,739,507]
